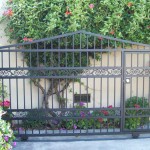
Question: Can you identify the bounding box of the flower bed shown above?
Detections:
[17,96,150,132]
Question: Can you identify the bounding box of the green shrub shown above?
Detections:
[1,0,149,44]
[91,105,120,129]
[125,96,149,130]
[22,109,47,129]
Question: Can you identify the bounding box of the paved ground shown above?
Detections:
[13,134,150,150]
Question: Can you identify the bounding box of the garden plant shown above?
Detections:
[125,96,149,130]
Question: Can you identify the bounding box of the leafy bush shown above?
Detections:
[22,109,47,129]
[0,107,16,150]
[1,0,149,44]
[21,102,120,130]
[21,97,150,130]
[125,96,149,130]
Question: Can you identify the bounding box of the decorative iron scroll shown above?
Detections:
[82,68,121,76]
[125,68,150,76]
[0,68,122,77]
[0,70,28,77]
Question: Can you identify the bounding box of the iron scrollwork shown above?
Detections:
[0,68,122,77]
[126,68,150,76]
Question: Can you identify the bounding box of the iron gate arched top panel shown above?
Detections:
[0,30,150,50]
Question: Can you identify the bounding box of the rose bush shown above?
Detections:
[0,100,10,110]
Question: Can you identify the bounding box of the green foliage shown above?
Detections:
[21,103,120,130]
[21,98,150,131]
[22,109,47,129]
[125,96,149,130]
[1,0,150,44]
[0,107,16,150]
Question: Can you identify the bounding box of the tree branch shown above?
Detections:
[31,79,45,94]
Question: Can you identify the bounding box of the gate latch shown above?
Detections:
[125,78,130,83]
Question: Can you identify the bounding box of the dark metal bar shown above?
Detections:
[73,78,75,108]
[8,107,121,112]
[93,77,95,108]
[148,57,150,130]
[143,53,145,108]
[121,50,125,132]
[0,49,121,53]
[0,66,123,70]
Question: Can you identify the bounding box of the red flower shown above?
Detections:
[23,37,28,42]
[65,11,72,16]
[98,37,103,40]
[127,2,133,7]
[109,30,115,35]
[134,104,140,108]
[9,0,13,3]
[101,110,109,115]
[0,100,10,108]
[89,4,94,9]
[23,37,33,42]
[3,8,13,17]
[98,118,103,123]
[108,105,113,108]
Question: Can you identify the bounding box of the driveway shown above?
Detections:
[13,134,150,150]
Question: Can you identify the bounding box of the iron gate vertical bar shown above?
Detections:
[121,50,125,132]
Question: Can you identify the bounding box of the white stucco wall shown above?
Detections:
[0,0,9,46]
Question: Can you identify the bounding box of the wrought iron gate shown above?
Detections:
[123,51,150,132]
[0,31,150,138]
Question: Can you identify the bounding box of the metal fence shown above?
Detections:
[0,31,150,139]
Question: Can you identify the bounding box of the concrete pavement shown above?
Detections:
[13,134,150,150]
